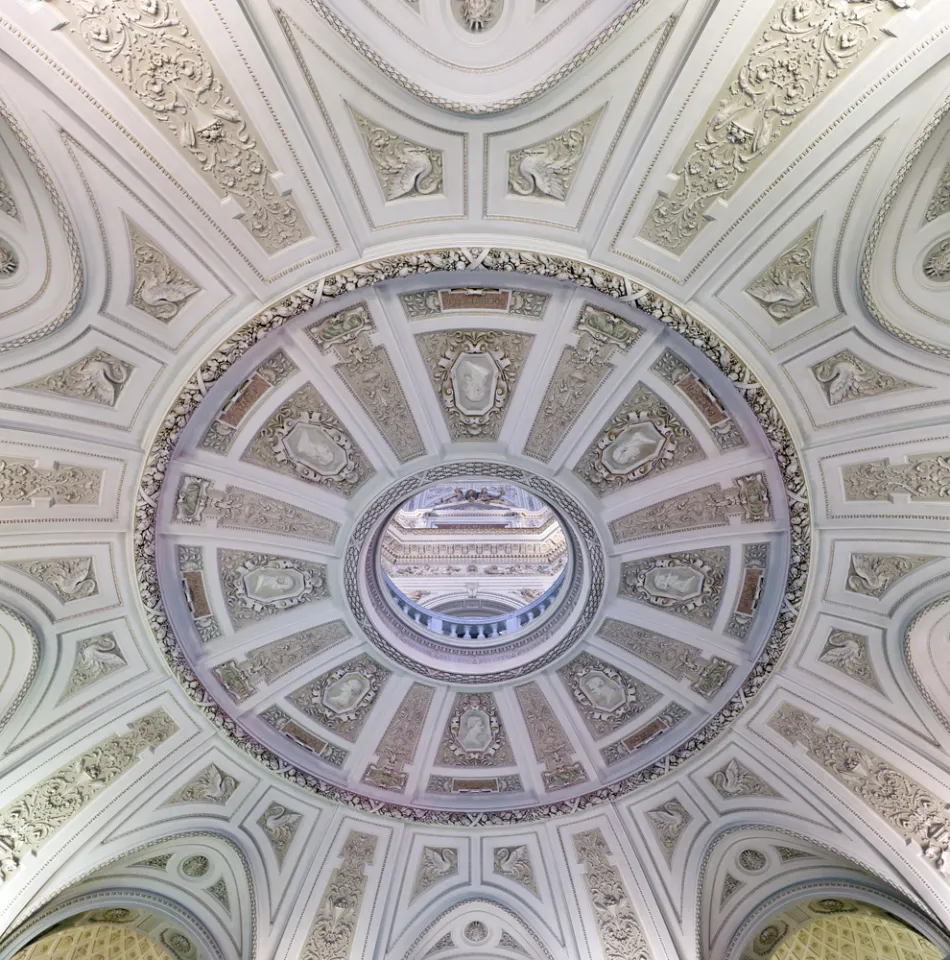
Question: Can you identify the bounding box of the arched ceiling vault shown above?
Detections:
[1,1,950,960]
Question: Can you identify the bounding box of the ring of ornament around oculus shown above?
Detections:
[135,247,810,825]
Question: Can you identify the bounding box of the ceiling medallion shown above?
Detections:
[136,247,809,825]
[348,465,602,683]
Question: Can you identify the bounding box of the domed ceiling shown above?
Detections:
[1,1,950,959]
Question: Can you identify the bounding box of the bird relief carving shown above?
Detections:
[60,633,127,700]
[352,110,443,201]
[508,109,601,201]
[746,222,817,321]
[127,220,200,322]
[810,350,916,406]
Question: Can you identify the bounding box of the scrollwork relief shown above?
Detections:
[56,0,307,252]
[167,763,238,805]
[769,703,950,878]
[639,1,907,253]
[0,709,177,882]
[0,459,102,506]
[843,454,950,502]
[362,682,435,793]
[514,681,587,791]
[301,831,377,960]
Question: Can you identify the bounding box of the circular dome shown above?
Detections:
[144,265,804,819]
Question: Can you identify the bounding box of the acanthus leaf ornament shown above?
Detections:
[769,703,950,878]
[639,2,908,254]
[56,0,308,253]
[508,109,601,201]
[0,459,102,506]
[0,710,177,882]
[843,454,950,502]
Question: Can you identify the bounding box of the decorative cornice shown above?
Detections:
[135,246,810,825]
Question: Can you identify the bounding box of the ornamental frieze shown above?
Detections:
[0,458,102,506]
[843,453,950,502]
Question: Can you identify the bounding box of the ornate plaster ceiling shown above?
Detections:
[1,0,950,959]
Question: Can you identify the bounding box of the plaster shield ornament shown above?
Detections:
[525,304,642,462]
[922,238,950,282]
[708,757,779,798]
[306,303,425,462]
[56,0,307,253]
[287,654,390,742]
[645,798,691,862]
[351,110,442,201]
[416,330,532,440]
[843,454,950,502]
[412,847,458,899]
[362,682,435,793]
[0,236,16,278]
[0,164,17,219]
[609,473,771,543]
[300,831,376,960]
[213,621,349,703]
[819,629,884,693]
[127,221,200,322]
[598,619,736,700]
[18,350,134,407]
[175,475,340,545]
[769,703,950,878]
[639,1,908,254]
[262,705,347,766]
[811,350,917,406]
[746,223,817,321]
[8,557,98,603]
[651,350,745,451]
[620,548,728,627]
[0,709,177,882]
[242,383,373,496]
[258,802,303,866]
[436,692,514,767]
[574,829,653,960]
[60,633,127,700]
[514,681,588,791]
[845,553,933,598]
[493,844,538,895]
[167,763,238,805]
[925,161,950,222]
[202,350,298,454]
[558,652,662,739]
[219,549,328,626]
[137,249,809,824]
[508,109,601,201]
[400,287,548,320]
[453,0,502,31]
[0,459,102,506]
[574,383,703,496]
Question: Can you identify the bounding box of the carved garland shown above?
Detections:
[135,246,810,825]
